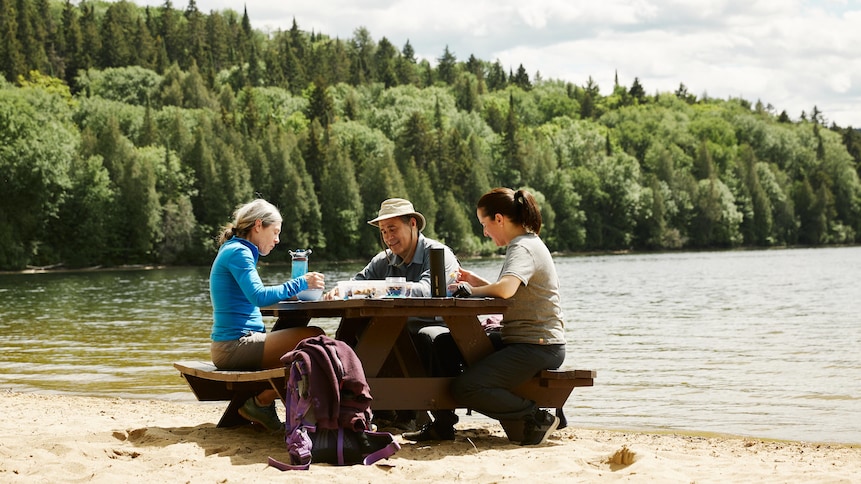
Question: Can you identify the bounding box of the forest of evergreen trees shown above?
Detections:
[2,0,861,271]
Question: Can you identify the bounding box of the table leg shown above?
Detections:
[352,316,405,377]
[445,315,495,365]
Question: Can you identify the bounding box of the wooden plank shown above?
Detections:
[367,372,594,411]
[261,297,510,318]
[367,377,457,410]
[539,369,596,388]
[540,369,597,380]
[173,361,286,382]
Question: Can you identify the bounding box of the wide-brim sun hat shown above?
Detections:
[367,198,426,232]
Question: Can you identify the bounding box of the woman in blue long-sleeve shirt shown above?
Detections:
[209,199,325,431]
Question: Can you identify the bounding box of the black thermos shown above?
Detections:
[430,248,446,297]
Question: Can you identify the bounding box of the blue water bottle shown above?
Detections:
[289,249,311,279]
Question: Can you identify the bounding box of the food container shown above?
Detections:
[337,280,388,299]
[385,277,408,297]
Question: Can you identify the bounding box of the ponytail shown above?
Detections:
[216,224,236,248]
[477,187,543,235]
[514,189,542,235]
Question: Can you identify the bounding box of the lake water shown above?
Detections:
[1,247,859,444]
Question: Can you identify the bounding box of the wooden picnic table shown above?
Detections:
[261,298,594,414]
[261,297,509,410]
[176,296,595,439]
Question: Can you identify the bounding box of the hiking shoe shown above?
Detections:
[402,422,456,442]
[238,397,284,432]
[520,409,560,446]
[373,412,415,431]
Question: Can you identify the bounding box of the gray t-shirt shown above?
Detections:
[354,233,459,297]
[498,233,566,345]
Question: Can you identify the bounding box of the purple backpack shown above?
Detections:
[268,336,400,470]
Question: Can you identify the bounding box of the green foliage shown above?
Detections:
[318,145,363,259]
[435,190,481,253]
[0,85,76,268]
[76,65,161,105]
[0,1,859,270]
[50,154,114,267]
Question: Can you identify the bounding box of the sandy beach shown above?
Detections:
[1,391,858,483]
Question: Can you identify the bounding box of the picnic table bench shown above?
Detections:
[173,361,286,428]
[174,360,595,437]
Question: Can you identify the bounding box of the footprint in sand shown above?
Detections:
[607,445,636,466]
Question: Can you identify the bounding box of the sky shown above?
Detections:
[133,0,861,127]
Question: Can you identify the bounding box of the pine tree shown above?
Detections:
[139,99,158,146]
[465,54,484,80]
[499,92,524,185]
[100,1,136,68]
[395,39,417,85]
[511,63,531,90]
[133,17,157,70]
[183,0,209,75]
[15,0,48,75]
[181,59,215,109]
[303,119,327,192]
[282,34,306,93]
[33,0,56,75]
[629,77,646,104]
[349,26,374,85]
[437,45,457,85]
[205,11,230,78]
[246,37,263,87]
[396,111,432,172]
[319,145,362,259]
[486,59,507,91]
[0,0,26,81]
[78,2,101,72]
[158,0,181,66]
[374,36,398,87]
[305,79,334,128]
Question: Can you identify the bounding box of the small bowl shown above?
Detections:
[296,288,323,301]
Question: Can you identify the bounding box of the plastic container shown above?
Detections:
[385,277,407,297]
[337,280,388,299]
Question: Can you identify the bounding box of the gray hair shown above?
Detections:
[216,199,282,247]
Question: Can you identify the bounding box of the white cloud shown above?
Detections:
[122,0,861,127]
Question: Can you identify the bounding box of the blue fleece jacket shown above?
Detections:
[209,237,307,341]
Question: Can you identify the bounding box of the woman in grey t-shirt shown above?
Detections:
[453,188,566,445]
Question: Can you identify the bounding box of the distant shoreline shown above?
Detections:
[6,244,853,276]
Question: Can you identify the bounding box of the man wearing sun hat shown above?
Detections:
[355,198,459,296]
[331,198,461,436]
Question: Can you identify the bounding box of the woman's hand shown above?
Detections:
[457,267,489,287]
[448,282,473,297]
[453,274,520,299]
[303,272,325,290]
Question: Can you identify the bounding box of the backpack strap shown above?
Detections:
[267,454,309,471]
[268,423,317,471]
[361,431,402,465]
[269,361,315,471]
